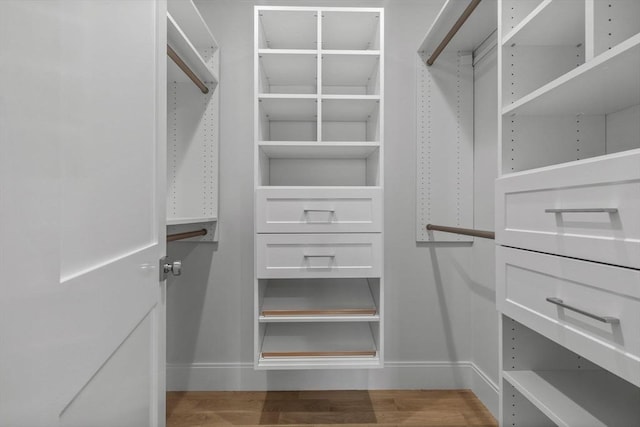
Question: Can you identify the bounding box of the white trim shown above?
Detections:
[167,360,499,398]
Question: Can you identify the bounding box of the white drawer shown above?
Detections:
[497,246,640,387]
[256,233,381,278]
[256,187,382,233]
[496,150,640,268]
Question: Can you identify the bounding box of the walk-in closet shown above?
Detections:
[2,0,639,426]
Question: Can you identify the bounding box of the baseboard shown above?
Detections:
[470,363,499,419]
[167,360,479,391]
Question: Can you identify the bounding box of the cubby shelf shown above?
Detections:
[167,13,218,85]
[503,33,640,116]
[504,370,640,427]
[166,217,217,226]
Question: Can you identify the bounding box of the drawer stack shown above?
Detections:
[253,7,384,369]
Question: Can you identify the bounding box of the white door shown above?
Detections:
[0,1,167,426]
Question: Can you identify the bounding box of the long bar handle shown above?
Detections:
[546,297,619,324]
[304,254,336,258]
[167,45,209,94]
[545,208,618,214]
[304,209,335,213]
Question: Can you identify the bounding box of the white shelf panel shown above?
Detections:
[260,280,378,322]
[503,0,584,46]
[168,0,218,50]
[167,13,218,84]
[166,217,217,226]
[258,9,318,50]
[504,34,640,116]
[260,322,377,357]
[259,52,317,90]
[259,142,378,159]
[322,10,381,51]
[503,370,640,427]
[259,97,317,121]
[322,98,379,121]
[418,0,496,54]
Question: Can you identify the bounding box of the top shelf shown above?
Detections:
[168,0,218,51]
[167,13,218,85]
[418,0,496,55]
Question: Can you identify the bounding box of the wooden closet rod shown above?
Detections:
[167,228,208,242]
[426,223,494,240]
[167,45,209,94]
[427,0,482,66]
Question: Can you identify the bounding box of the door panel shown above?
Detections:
[0,1,166,426]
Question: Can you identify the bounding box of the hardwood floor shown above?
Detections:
[166,390,497,426]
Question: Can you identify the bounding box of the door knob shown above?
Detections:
[159,257,182,280]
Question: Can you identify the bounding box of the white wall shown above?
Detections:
[166,1,498,413]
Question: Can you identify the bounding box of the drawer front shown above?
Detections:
[257,233,382,278]
[497,246,640,387]
[496,150,640,268]
[256,187,382,233]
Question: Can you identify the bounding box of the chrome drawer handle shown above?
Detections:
[303,254,335,258]
[546,297,619,324]
[545,208,618,214]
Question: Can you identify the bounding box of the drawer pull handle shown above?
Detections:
[304,209,335,213]
[544,208,618,214]
[546,297,619,324]
[303,254,335,258]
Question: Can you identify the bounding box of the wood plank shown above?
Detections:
[262,308,377,316]
[262,350,376,358]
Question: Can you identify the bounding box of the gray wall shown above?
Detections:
[166,0,498,415]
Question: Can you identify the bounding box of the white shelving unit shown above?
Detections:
[166,0,220,242]
[496,1,640,424]
[254,6,384,369]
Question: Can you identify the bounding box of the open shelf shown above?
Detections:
[418,0,497,55]
[259,322,379,368]
[259,142,379,159]
[503,0,584,46]
[258,9,318,50]
[504,33,640,116]
[260,279,378,322]
[259,96,317,121]
[322,97,379,121]
[503,370,640,427]
[167,13,218,85]
[322,53,380,95]
[168,0,218,54]
[258,51,317,94]
[166,217,217,226]
[322,10,381,51]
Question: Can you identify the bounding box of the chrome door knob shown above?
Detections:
[163,260,182,276]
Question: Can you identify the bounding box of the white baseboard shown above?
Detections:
[470,363,499,419]
[167,361,498,407]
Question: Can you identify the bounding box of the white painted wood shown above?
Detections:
[416,52,474,242]
[503,33,640,115]
[418,0,497,55]
[496,149,640,269]
[322,98,380,121]
[257,233,382,279]
[503,370,640,427]
[501,0,545,38]
[322,10,381,51]
[168,0,218,52]
[503,0,584,46]
[259,52,317,94]
[268,158,369,187]
[259,97,317,121]
[0,1,165,425]
[259,142,379,159]
[260,279,378,322]
[258,8,318,50]
[256,187,382,233]
[168,13,218,85]
[322,53,380,95]
[497,246,640,388]
[593,0,640,57]
[606,104,640,154]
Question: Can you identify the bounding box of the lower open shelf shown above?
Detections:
[257,322,380,369]
[503,370,640,427]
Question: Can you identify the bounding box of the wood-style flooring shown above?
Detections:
[166,390,497,427]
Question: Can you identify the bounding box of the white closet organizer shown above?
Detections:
[254,6,384,369]
[496,0,640,424]
[167,0,220,242]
